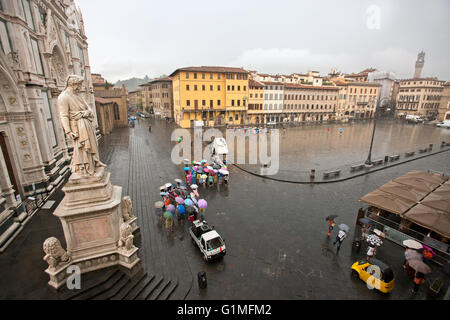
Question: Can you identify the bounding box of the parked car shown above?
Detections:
[405,114,424,123]
[190,220,226,261]
[351,258,395,293]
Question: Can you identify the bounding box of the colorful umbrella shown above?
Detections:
[422,245,436,257]
[201,159,207,163]
[184,166,190,171]
[184,199,194,206]
[204,168,209,173]
[163,211,173,220]
[209,170,217,176]
[201,174,208,180]
[175,196,184,204]
[198,199,207,209]
[192,166,198,171]
[177,204,186,215]
[166,204,175,212]
[366,234,383,246]
[154,201,164,208]
[207,166,213,171]
[403,239,422,250]
[197,167,204,174]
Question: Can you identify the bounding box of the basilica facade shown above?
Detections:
[0,0,95,250]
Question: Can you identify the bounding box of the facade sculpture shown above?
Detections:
[57,75,106,176]
[43,237,71,270]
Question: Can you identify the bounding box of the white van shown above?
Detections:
[405,114,424,123]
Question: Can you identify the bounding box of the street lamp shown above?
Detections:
[365,97,390,166]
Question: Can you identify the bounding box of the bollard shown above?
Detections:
[384,155,389,163]
[310,169,315,179]
[198,271,207,289]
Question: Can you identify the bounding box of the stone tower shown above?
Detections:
[414,50,425,78]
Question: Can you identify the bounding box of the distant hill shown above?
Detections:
[114,75,150,91]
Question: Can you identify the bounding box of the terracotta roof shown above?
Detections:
[149,76,172,83]
[170,66,248,76]
[249,79,264,87]
[284,84,339,90]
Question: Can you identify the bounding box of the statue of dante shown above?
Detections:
[57,75,106,176]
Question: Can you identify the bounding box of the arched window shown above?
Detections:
[113,103,120,120]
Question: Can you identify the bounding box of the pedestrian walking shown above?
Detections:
[328,218,335,237]
[412,272,425,294]
[148,124,152,132]
[366,245,377,260]
[333,229,347,251]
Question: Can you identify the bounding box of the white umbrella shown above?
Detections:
[373,229,385,238]
[183,159,191,164]
[405,249,422,261]
[190,184,198,189]
[403,239,422,250]
[154,201,164,208]
[219,169,229,175]
[174,178,182,183]
[165,183,172,189]
[338,224,350,232]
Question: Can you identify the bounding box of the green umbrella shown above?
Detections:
[163,211,173,220]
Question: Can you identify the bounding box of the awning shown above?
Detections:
[403,204,450,238]
[360,189,417,215]
[378,180,428,202]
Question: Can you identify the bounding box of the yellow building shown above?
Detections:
[170,66,249,128]
[247,79,264,124]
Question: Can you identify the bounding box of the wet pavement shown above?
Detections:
[0,117,449,299]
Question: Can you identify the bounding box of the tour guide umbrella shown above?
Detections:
[166,204,175,212]
[338,224,350,232]
[163,211,173,220]
[198,199,207,209]
[408,259,432,274]
[325,214,338,221]
[184,199,194,207]
[366,234,383,246]
[154,201,164,208]
[175,196,184,204]
[403,239,423,250]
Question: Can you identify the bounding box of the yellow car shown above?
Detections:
[351,258,395,293]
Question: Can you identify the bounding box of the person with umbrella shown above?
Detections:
[325,215,338,237]
[366,234,382,260]
[198,199,207,220]
[358,217,372,241]
[154,201,164,226]
[333,224,349,252]
[163,211,174,233]
[422,245,435,266]
[177,204,186,225]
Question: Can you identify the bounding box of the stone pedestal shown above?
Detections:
[46,168,140,289]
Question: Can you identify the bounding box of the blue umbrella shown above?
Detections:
[184,166,190,171]
[184,199,194,206]
[177,204,186,215]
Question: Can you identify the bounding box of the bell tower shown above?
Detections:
[414,50,425,78]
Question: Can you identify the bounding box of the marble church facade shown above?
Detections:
[0,0,95,251]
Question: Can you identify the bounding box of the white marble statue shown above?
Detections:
[118,223,134,252]
[121,196,135,222]
[43,237,71,271]
[57,75,106,176]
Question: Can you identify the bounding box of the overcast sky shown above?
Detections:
[76,0,450,83]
